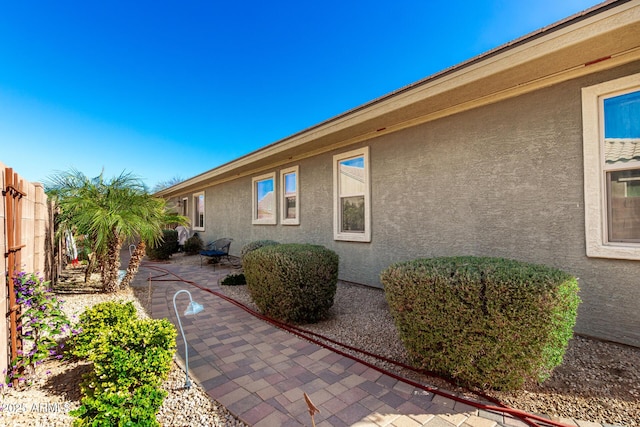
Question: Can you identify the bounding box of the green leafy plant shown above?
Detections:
[5,272,70,386]
[381,256,581,390]
[82,318,175,392]
[243,243,339,324]
[72,384,166,427]
[146,229,179,260]
[220,273,246,286]
[67,300,137,359]
[183,233,204,255]
[69,302,176,426]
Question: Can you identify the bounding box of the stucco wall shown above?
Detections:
[365,62,640,347]
[194,61,640,347]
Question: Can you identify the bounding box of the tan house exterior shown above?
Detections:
[158,0,640,347]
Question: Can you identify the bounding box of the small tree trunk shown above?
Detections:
[103,231,123,293]
[121,241,146,288]
[84,252,95,283]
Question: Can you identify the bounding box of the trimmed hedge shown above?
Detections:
[243,243,339,324]
[147,229,178,260]
[69,301,176,426]
[240,240,279,260]
[381,256,580,390]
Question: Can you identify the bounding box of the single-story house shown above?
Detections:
[157,0,640,348]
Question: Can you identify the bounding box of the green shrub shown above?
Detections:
[221,273,246,286]
[68,301,137,358]
[243,243,339,323]
[70,303,176,427]
[240,240,279,260]
[146,229,178,260]
[381,256,580,390]
[71,384,166,427]
[183,233,204,255]
[86,318,176,392]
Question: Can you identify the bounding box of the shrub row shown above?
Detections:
[68,301,176,426]
[381,256,580,390]
[243,243,339,324]
[236,239,580,390]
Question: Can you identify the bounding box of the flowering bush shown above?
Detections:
[3,271,71,387]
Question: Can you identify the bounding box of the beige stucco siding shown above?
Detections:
[371,62,640,347]
[201,154,335,248]
[365,63,640,347]
[195,62,640,347]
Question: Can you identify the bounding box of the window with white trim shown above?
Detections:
[582,73,640,260]
[333,147,371,242]
[181,197,188,218]
[252,172,276,225]
[192,192,205,231]
[280,166,299,225]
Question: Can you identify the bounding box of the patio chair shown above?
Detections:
[199,238,233,267]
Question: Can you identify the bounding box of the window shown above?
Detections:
[582,73,640,260]
[252,172,276,225]
[280,166,299,225]
[193,192,205,231]
[181,197,188,218]
[333,147,371,242]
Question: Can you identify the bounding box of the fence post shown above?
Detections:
[3,168,27,385]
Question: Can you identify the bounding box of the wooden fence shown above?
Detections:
[1,162,51,379]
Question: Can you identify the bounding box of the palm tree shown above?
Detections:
[119,194,186,288]
[47,169,188,293]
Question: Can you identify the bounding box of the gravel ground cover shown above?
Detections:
[3,255,638,427]
[0,267,247,427]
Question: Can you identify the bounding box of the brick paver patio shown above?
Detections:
[130,259,606,427]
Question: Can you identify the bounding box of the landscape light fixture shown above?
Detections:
[172,289,204,389]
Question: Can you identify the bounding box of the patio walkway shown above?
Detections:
[130,258,601,427]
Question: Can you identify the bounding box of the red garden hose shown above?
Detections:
[141,263,574,427]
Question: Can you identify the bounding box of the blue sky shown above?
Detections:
[0,0,602,191]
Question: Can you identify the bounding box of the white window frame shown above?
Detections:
[280,166,300,225]
[333,146,371,242]
[192,191,205,231]
[181,197,188,218]
[252,172,277,225]
[582,72,640,260]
